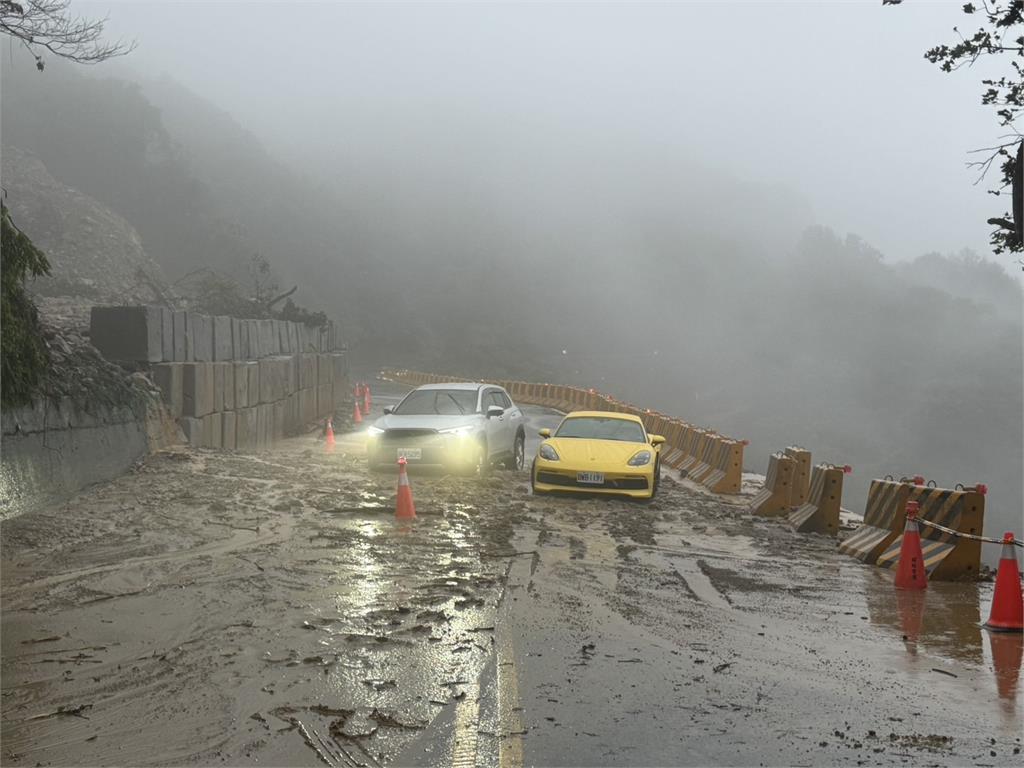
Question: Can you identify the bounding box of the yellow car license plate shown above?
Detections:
[577,471,604,485]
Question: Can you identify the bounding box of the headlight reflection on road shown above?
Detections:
[340,520,387,612]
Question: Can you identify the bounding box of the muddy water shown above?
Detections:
[495,479,1023,766]
[1,440,532,766]
[1,421,1021,766]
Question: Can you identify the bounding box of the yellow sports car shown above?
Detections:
[530,411,665,499]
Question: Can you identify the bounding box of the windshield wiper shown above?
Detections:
[444,393,466,414]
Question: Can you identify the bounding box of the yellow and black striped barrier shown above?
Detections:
[702,439,744,495]
[662,422,691,468]
[788,464,848,536]
[748,452,796,518]
[687,433,721,483]
[874,483,985,581]
[784,446,812,508]
[678,429,711,473]
[837,478,914,564]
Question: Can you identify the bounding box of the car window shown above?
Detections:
[497,391,513,409]
[394,389,478,415]
[555,416,646,443]
[489,392,506,409]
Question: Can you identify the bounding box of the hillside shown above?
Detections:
[1,147,172,306]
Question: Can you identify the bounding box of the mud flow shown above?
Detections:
[2,428,1021,766]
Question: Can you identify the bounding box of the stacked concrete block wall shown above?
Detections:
[92,306,347,452]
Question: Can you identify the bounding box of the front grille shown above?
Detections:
[382,428,438,440]
[537,472,648,491]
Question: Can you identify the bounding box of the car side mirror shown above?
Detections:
[650,434,666,446]
[486,405,504,418]
[538,428,551,438]
[383,406,393,415]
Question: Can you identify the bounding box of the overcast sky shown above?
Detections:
[83,0,1002,263]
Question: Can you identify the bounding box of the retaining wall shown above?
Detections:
[0,396,177,521]
[91,307,349,451]
[90,306,340,363]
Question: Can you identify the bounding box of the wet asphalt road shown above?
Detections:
[1,379,1021,766]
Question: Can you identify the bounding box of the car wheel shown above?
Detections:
[506,431,525,471]
[650,455,661,499]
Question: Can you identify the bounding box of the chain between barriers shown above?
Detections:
[914,517,1024,547]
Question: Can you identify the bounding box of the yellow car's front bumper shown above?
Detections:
[532,459,655,499]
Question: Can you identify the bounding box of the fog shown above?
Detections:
[91,1,998,259]
[2,2,1021,548]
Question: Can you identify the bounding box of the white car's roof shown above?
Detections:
[415,382,489,391]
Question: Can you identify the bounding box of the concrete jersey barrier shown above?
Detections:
[873,485,985,581]
[837,479,911,564]
[702,440,744,495]
[748,453,796,518]
[785,446,812,507]
[788,464,845,536]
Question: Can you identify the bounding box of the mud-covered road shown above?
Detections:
[2,393,1021,766]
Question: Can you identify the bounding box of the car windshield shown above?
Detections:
[555,417,646,443]
[394,389,478,415]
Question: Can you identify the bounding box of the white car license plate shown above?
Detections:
[577,471,604,485]
[397,448,422,460]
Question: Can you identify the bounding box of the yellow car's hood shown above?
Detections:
[546,438,649,468]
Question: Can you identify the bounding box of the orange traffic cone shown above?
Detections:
[363,385,371,415]
[984,533,1024,632]
[396,457,416,520]
[325,417,335,452]
[894,501,928,591]
[353,400,363,425]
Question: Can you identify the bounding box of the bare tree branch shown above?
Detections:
[0,0,134,70]
[888,0,1024,254]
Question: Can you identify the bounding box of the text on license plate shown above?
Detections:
[397,448,422,460]
[577,471,604,485]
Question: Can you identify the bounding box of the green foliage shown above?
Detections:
[177,268,259,318]
[175,254,330,327]
[276,298,328,330]
[2,202,51,407]
[888,0,1024,255]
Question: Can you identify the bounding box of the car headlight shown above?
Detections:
[627,450,651,467]
[366,425,385,437]
[539,443,560,461]
[438,425,476,438]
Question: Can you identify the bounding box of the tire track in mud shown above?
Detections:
[2,518,295,611]
[1,438,533,767]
